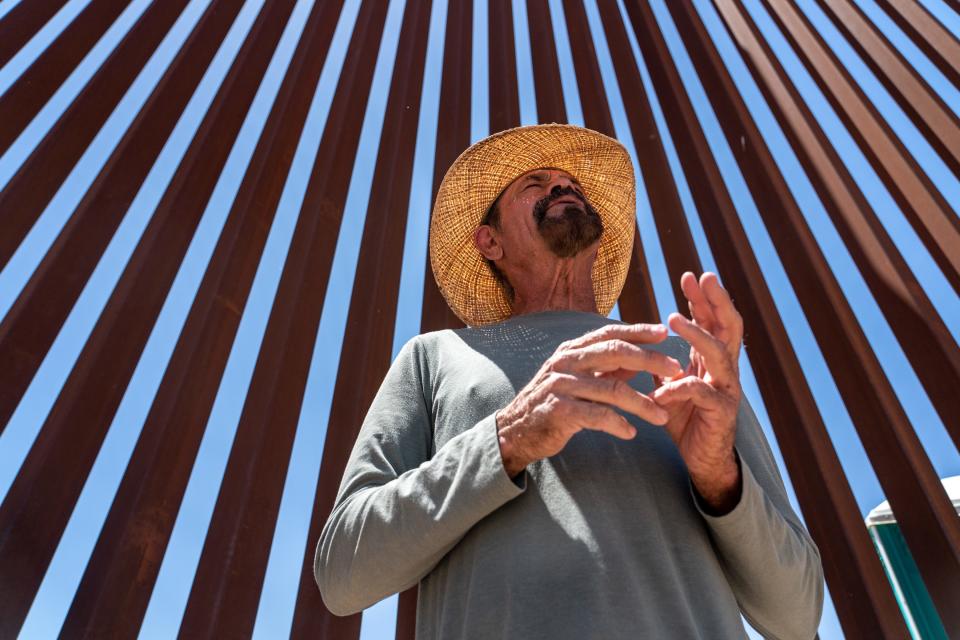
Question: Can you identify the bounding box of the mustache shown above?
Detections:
[532,186,588,224]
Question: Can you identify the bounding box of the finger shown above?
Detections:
[595,368,640,382]
[680,271,717,331]
[560,323,668,352]
[554,340,684,378]
[567,399,638,440]
[668,314,736,386]
[651,375,728,411]
[700,273,744,353]
[551,374,669,425]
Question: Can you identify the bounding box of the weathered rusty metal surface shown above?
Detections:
[56,0,349,636]
[0,0,277,634]
[561,0,615,133]
[561,0,658,323]
[622,1,913,635]
[419,0,472,336]
[0,0,194,278]
[594,0,702,311]
[0,0,68,67]
[165,0,389,636]
[395,587,419,640]
[0,0,214,452]
[389,0,476,635]
[281,1,433,638]
[873,0,960,90]
[489,0,520,133]
[0,0,134,155]
[1,0,958,637]
[667,2,960,634]
[815,0,960,178]
[758,0,960,294]
[524,0,567,124]
[714,0,960,476]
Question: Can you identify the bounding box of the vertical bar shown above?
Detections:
[620,1,911,636]
[388,2,453,636]
[668,1,960,632]
[0,0,296,635]
[711,0,960,462]
[174,1,391,637]
[559,0,613,133]
[0,0,205,443]
[488,0,519,133]
[386,2,474,631]
[488,0,520,133]
[560,0,658,323]
[0,0,134,155]
[757,0,960,294]
[814,0,960,178]
[58,0,348,637]
[524,0,567,124]
[279,1,432,639]
[394,589,418,640]
[0,0,195,276]
[0,0,68,66]
[873,0,960,90]
[419,0,472,334]
[594,0,701,311]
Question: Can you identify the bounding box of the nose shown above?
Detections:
[545,171,578,193]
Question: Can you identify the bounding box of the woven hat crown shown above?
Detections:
[430,124,636,326]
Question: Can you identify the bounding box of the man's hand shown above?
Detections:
[652,272,744,515]
[495,323,684,478]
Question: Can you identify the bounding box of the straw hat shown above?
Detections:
[429,123,636,326]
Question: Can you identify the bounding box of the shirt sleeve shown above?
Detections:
[692,395,825,640]
[314,337,526,616]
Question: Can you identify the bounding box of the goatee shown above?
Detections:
[533,186,604,258]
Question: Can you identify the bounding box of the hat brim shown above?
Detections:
[430,124,636,327]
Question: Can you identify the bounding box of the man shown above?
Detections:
[316,124,824,638]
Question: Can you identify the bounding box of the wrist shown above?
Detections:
[495,410,530,478]
[498,435,527,478]
[691,449,742,516]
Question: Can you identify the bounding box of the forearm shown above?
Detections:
[696,458,823,639]
[315,415,524,615]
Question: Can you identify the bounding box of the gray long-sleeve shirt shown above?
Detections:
[316,310,824,639]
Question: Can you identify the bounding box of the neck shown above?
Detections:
[509,252,598,316]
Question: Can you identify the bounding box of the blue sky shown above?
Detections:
[0,0,958,638]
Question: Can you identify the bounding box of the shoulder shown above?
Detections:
[392,329,467,381]
[399,329,462,360]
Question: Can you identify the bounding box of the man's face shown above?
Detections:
[490,168,604,258]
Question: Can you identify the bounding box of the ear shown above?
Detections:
[473,225,504,261]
